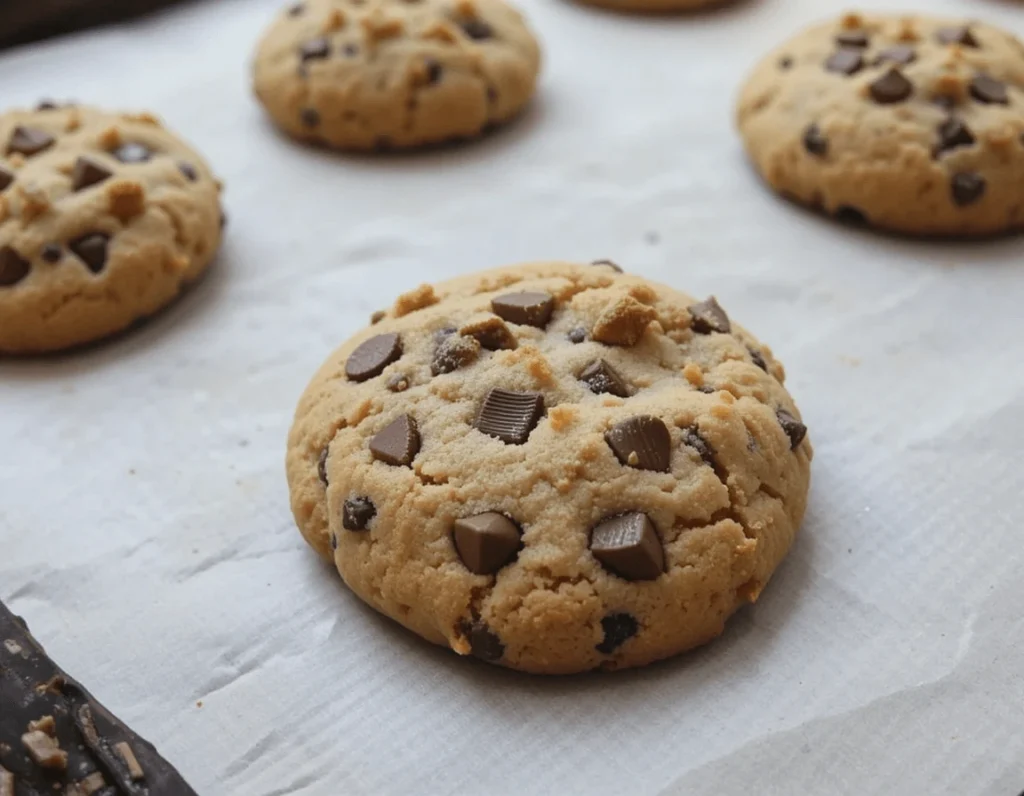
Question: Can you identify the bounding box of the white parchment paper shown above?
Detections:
[2,0,1023,793]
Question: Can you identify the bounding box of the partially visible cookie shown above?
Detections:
[737,13,1024,236]
[572,0,733,14]
[0,104,223,354]
[287,261,812,674]
[252,0,541,151]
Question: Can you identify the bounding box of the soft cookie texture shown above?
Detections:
[737,13,1024,237]
[0,104,223,354]
[572,0,734,14]
[287,262,812,675]
[252,0,541,150]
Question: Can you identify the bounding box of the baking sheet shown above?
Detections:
[2,0,1023,793]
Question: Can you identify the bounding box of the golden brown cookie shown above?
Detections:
[737,13,1024,236]
[252,0,541,150]
[287,261,812,674]
[0,104,223,354]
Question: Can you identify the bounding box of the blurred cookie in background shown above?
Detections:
[253,0,541,151]
[0,104,224,354]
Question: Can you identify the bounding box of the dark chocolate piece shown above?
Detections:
[0,166,13,192]
[460,620,503,661]
[71,156,112,192]
[345,333,402,382]
[870,69,913,104]
[40,244,62,264]
[579,359,631,397]
[68,233,110,274]
[432,334,480,375]
[0,247,30,287]
[681,426,715,467]
[178,162,198,182]
[343,497,376,531]
[474,389,544,445]
[776,409,807,449]
[7,127,54,157]
[490,291,555,328]
[459,19,492,40]
[688,297,731,334]
[936,118,975,155]
[875,45,916,66]
[825,49,863,76]
[317,447,329,486]
[596,613,638,654]
[0,600,198,795]
[936,26,978,47]
[951,173,985,206]
[589,513,664,582]
[299,37,330,61]
[803,123,828,157]
[369,415,420,467]
[452,513,522,574]
[969,74,1008,105]
[605,416,671,472]
[835,30,869,48]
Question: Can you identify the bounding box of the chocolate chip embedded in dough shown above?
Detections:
[936,118,975,155]
[179,162,199,182]
[869,69,913,104]
[749,348,768,371]
[688,297,731,334]
[459,19,493,40]
[452,512,522,574]
[300,37,331,61]
[579,359,631,397]
[0,246,30,287]
[490,291,555,328]
[41,244,62,264]
[432,334,480,375]
[776,409,807,449]
[681,426,715,467]
[0,166,13,192]
[474,389,545,445]
[936,26,978,47]
[462,620,504,661]
[346,333,402,381]
[969,74,1008,105]
[835,30,869,48]
[369,415,420,467]
[596,613,638,654]
[68,233,111,274]
[875,45,916,66]
[825,49,863,76]
[605,416,671,472]
[7,126,54,156]
[951,172,986,207]
[803,123,828,157]
[343,497,376,530]
[71,157,112,192]
[589,513,664,582]
[317,447,329,486]
[301,108,321,128]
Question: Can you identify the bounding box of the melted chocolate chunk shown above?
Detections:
[596,613,638,654]
[343,497,376,531]
[461,620,504,661]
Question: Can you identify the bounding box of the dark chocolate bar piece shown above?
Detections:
[0,600,198,795]
[0,1,192,50]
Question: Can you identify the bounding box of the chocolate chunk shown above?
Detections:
[835,30,869,48]
[605,416,671,472]
[870,69,913,104]
[7,126,54,157]
[343,497,376,531]
[40,244,61,264]
[590,513,664,582]
[835,205,866,225]
[432,334,480,375]
[579,359,630,397]
[596,613,638,654]
[688,297,731,334]
[491,291,555,328]
[803,123,828,156]
[459,316,517,351]
[317,447,329,486]
[68,233,110,274]
[113,143,152,163]
[875,45,916,66]
[778,56,793,70]
[951,172,986,206]
[179,162,198,182]
[36,100,58,110]
[461,620,503,661]
[346,332,402,381]
[453,512,522,574]
[825,49,863,76]
[936,26,978,47]
[425,58,442,84]
[970,74,1008,105]
[0,600,199,795]
[776,409,807,449]
[300,37,331,61]
[0,247,30,287]
[0,166,14,192]
[460,19,493,40]
[288,2,305,15]
[749,348,768,371]
[301,108,321,128]
[369,415,420,467]
[475,388,544,445]
[386,373,410,392]
[936,118,975,155]
[681,426,715,467]
[330,533,338,550]
[591,259,623,273]
[70,156,112,191]
[567,327,587,344]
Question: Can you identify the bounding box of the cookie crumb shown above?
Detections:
[682,363,704,386]
[592,295,657,346]
[393,284,438,317]
[17,184,50,223]
[548,405,578,431]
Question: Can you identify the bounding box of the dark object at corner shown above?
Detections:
[0,0,194,50]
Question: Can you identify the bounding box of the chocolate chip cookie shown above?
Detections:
[287,261,812,674]
[573,0,733,14]
[252,0,541,151]
[737,13,1024,236]
[0,104,223,354]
